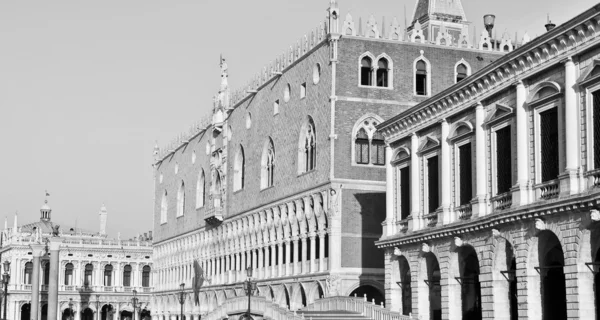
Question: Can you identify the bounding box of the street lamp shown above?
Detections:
[68,298,74,320]
[2,261,9,320]
[240,267,257,320]
[178,283,186,320]
[131,290,138,320]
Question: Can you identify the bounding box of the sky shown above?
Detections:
[0,0,597,239]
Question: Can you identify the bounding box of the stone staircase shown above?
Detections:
[297,310,372,320]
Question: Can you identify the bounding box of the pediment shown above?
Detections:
[484,103,513,125]
[578,59,600,85]
[418,135,440,153]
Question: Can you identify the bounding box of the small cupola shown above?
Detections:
[40,199,51,222]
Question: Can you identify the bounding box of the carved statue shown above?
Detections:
[52,225,60,237]
[325,274,342,296]
[329,187,341,217]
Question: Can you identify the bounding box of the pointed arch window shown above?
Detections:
[213,171,222,208]
[24,262,33,285]
[142,265,151,287]
[353,115,385,166]
[456,63,468,82]
[261,139,275,189]
[355,128,370,164]
[176,181,185,217]
[299,118,317,174]
[376,58,389,87]
[361,57,373,86]
[416,60,428,96]
[160,190,168,224]
[371,131,386,165]
[123,265,132,287]
[234,145,245,191]
[64,263,74,285]
[196,170,205,209]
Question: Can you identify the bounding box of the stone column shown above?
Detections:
[30,243,45,320]
[440,119,452,224]
[285,240,292,276]
[216,257,221,285]
[48,237,63,320]
[513,81,530,206]
[224,254,230,284]
[300,235,308,274]
[257,247,264,279]
[410,133,422,231]
[269,244,276,277]
[318,232,326,272]
[277,241,284,277]
[241,251,247,277]
[292,237,299,275]
[561,57,580,195]
[309,233,317,273]
[385,145,395,236]
[474,103,488,217]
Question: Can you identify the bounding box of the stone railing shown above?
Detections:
[491,192,512,211]
[302,296,414,320]
[456,204,473,220]
[535,179,560,200]
[203,296,303,320]
[586,168,600,189]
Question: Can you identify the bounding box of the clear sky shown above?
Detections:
[0,0,596,239]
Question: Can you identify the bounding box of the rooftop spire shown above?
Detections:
[40,191,52,222]
[412,0,467,24]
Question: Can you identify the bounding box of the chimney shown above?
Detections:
[484,14,496,37]
[143,232,148,240]
[545,15,556,32]
[149,231,153,239]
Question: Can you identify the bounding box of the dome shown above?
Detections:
[41,201,51,211]
[40,200,51,222]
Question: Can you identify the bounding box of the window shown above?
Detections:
[458,143,473,205]
[196,170,205,209]
[214,171,222,208]
[371,131,386,165]
[84,264,93,287]
[160,190,168,224]
[313,63,321,84]
[142,265,151,287]
[24,262,33,285]
[355,128,370,164]
[456,63,468,82]
[64,263,73,285]
[261,139,275,189]
[177,181,185,217]
[376,58,389,87]
[299,117,317,173]
[300,83,306,98]
[399,165,411,220]
[540,108,559,182]
[361,57,373,86]
[416,60,428,96]
[284,84,291,102]
[123,265,132,287]
[104,265,113,286]
[43,262,50,285]
[274,100,279,115]
[234,145,245,191]
[495,126,512,194]
[593,91,600,169]
[427,156,440,214]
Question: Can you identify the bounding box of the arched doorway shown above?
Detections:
[506,241,518,320]
[20,303,31,320]
[399,256,412,316]
[101,304,114,320]
[41,304,48,320]
[62,308,74,320]
[120,310,133,320]
[424,252,441,320]
[140,309,151,320]
[458,246,482,320]
[349,285,384,305]
[538,231,567,320]
[81,308,94,320]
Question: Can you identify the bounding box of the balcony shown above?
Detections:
[456,204,473,220]
[535,179,559,200]
[205,200,224,225]
[491,192,512,211]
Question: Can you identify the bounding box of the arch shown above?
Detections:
[64,262,74,285]
[84,263,93,287]
[123,264,132,287]
[21,303,31,320]
[457,245,482,320]
[393,147,411,163]
[142,265,151,287]
[398,256,412,315]
[196,169,205,208]
[359,52,376,86]
[490,236,518,320]
[527,81,562,103]
[24,261,33,284]
[100,304,114,320]
[104,264,113,286]
[261,138,275,189]
[414,55,431,96]
[449,120,474,140]
[418,251,442,320]
[291,283,308,310]
[376,54,393,88]
[43,261,50,285]
[298,117,317,174]
[81,308,94,320]
[351,113,385,166]
[160,190,168,224]
[177,180,185,217]
[537,230,567,320]
[234,145,245,191]
[349,283,385,306]
[455,59,472,83]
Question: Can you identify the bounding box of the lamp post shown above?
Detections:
[241,267,257,320]
[178,283,186,320]
[2,261,9,320]
[131,290,138,320]
[68,298,74,320]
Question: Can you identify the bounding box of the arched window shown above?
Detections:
[415,60,428,96]
[123,265,132,287]
[160,190,168,224]
[261,139,275,189]
[361,56,373,86]
[196,170,205,209]
[84,264,93,287]
[376,58,389,87]
[355,128,370,164]
[24,262,33,285]
[176,181,185,217]
[234,146,245,191]
[371,131,386,165]
[43,262,50,286]
[456,63,468,82]
[142,265,151,287]
[104,264,113,287]
[214,171,222,208]
[299,118,317,173]
[64,263,73,285]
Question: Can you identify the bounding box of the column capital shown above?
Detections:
[30,243,46,256]
[561,56,575,65]
[513,80,526,87]
[49,237,64,251]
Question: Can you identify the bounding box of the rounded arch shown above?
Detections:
[20,303,31,320]
[535,230,567,319]
[527,81,562,102]
[348,282,385,305]
[233,145,245,191]
[418,251,442,320]
[454,58,472,83]
[298,116,317,174]
[393,146,411,162]
[449,120,474,139]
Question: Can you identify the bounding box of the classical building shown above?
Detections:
[0,200,154,320]
[149,1,524,319]
[376,3,600,320]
